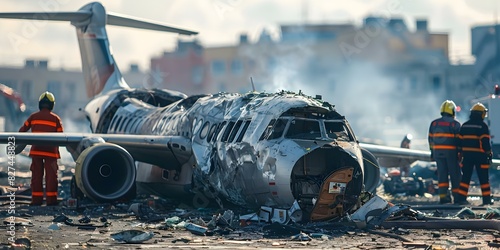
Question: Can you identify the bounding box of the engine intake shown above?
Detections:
[75,143,136,202]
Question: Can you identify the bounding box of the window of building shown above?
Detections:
[47,81,61,100]
[66,82,76,101]
[21,80,33,100]
[192,66,203,85]
[230,59,243,75]
[211,60,226,75]
[432,75,441,90]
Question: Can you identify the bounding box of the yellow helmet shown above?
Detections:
[440,100,456,117]
[470,102,487,119]
[38,91,55,110]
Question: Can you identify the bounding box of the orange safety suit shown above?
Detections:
[19,108,63,205]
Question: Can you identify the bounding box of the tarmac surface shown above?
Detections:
[0,192,499,250]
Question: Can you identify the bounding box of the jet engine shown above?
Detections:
[74,143,136,202]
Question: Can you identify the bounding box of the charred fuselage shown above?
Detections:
[75,88,375,221]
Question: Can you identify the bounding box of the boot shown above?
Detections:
[482,196,494,206]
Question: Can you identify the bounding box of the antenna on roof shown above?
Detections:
[250,77,256,92]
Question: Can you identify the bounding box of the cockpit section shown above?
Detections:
[260,117,354,142]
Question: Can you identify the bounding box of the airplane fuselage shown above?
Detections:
[85,88,366,218]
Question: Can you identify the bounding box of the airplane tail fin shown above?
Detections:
[0,2,197,99]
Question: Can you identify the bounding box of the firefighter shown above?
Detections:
[18,91,63,206]
[428,100,461,204]
[399,134,412,176]
[455,103,493,205]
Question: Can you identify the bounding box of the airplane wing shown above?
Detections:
[0,133,191,170]
[360,142,500,168]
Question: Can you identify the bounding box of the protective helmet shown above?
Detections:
[38,91,55,111]
[470,102,487,119]
[440,100,456,117]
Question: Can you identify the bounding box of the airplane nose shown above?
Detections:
[290,145,363,222]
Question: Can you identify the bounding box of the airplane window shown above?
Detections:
[269,118,288,140]
[214,122,226,142]
[207,124,218,142]
[259,119,276,141]
[325,121,352,141]
[236,120,251,142]
[286,119,321,139]
[221,121,235,142]
[228,120,243,142]
[199,121,210,139]
[193,118,203,135]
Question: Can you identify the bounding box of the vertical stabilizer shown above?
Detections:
[73,2,126,98]
[0,2,197,99]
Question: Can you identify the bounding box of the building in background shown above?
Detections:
[471,24,500,103]
[150,39,206,94]
[0,59,147,131]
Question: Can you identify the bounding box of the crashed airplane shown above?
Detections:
[0,2,433,222]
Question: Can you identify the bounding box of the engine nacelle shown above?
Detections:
[75,143,136,202]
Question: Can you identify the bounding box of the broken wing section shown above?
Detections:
[360,143,431,169]
[0,132,192,202]
[0,133,191,170]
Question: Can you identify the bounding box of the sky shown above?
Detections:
[0,0,499,71]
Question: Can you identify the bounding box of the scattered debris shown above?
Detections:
[110,229,154,243]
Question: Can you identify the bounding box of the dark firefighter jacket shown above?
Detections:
[19,108,63,158]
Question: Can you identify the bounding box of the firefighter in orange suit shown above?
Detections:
[455,103,493,205]
[428,100,461,204]
[18,92,63,206]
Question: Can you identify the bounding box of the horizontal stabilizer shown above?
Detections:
[0,11,91,22]
[107,12,197,35]
[0,11,197,35]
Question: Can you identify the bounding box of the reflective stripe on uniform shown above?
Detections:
[32,191,44,197]
[433,145,457,150]
[482,190,491,196]
[459,182,469,188]
[29,150,60,158]
[31,120,57,127]
[438,182,449,187]
[481,164,490,169]
[457,189,468,196]
[461,147,485,153]
[46,192,58,197]
[429,133,456,138]
[481,183,490,189]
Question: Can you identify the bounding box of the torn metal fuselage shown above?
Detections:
[86,90,370,221]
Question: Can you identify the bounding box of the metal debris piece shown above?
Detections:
[290,232,312,241]
[164,216,181,227]
[53,214,70,223]
[184,222,209,236]
[78,216,91,224]
[110,229,154,243]
[3,217,34,227]
[455,207,476,219]
[11,238,31,250]
[350,195,388,225]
